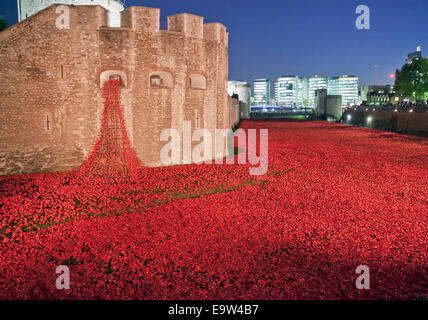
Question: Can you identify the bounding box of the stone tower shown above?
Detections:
[0,4,233,175]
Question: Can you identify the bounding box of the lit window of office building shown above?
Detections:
[253,79,271,105]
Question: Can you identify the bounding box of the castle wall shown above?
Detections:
[0,4,230,175]
[228,96,240,129]
[343,110,428,137]
[0,5,108,175]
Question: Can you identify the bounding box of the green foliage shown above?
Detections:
[0,15,7,32]
[394,58,428,99]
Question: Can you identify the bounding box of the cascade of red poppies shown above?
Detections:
[79,79,141,178]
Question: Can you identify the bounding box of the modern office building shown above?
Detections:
[228,81,251,119]
[407,46,422,63]
[327,75,359,107]
[253,79,271,105]
[308,76,328,108]
[361,85,394,105]
[274,76,308,107]
[297,77,309,107]
[17,0,125,27]
[260,74,358,108]
[274,76,298,107]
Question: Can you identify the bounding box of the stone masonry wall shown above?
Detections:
[0,4,230,175]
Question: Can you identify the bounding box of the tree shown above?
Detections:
[0,16,7,32]
[394,58,428,100]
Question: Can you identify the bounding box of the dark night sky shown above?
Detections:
[1,0,427,89]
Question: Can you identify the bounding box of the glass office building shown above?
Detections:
[274,76,308,107]
[308,76,328,108]
[297,78,309,107]
[253,79,271,105]
[327,76,359,107]
[257,75,358,108]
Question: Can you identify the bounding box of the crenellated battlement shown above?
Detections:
[167,13,204,39]
[119,6,228,45]
[204,23,229,47]
[120,6,160,33]
[6,3,228,46]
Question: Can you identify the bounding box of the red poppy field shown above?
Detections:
[0,118,427,300]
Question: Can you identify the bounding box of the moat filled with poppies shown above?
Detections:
[0,120,427,299]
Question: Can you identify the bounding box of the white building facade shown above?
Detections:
[307,75,359,107]
[228,81,251,119]
[253,79,270,105]
[327,76,359,107]
[17,0,125,27]
[274,76,308,107]
[308,76,328,108]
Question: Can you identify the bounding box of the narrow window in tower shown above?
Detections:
[46,115,51,132]
[60,65,64,79]
[195,110,201,129]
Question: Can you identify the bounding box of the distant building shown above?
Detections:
[314,89,342,120]
[17,0,125,27]
[327,75,359,107]
[314,89,327,116]
[407,46,422,63]
[264,74,359,108]
[274,76,296,107]
[309,76,328,107]
[361,85,394,105]
[274,76,308,107]
[228,81,251,119]
[326,95,343,119]
[253,79,270,106]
